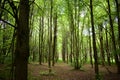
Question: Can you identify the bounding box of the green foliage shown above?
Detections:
[116,48,120,55]
[0,0,120,79]
[57,59,63,63]
[40,70,55,76]
[4,55,12,64]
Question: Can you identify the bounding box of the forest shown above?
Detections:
[0,0,120,80]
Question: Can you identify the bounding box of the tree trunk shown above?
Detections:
[115,0,120,48]
[105,27,111,65]
[39,15,44,64]
[115,0,120,74]
[90,0,99,79]
[107,0,120,74]
[99,24,105,66]
[39,17,42,64]
[88,25,93,68]
[52,12,57,66]
[62,35,66,62]
[14,0,30,80]
[32,36,36,62]
[48,0,53,73]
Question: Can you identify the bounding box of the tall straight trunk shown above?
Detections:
[14,0,30,80]
[41,16,44,63]
[74,0,80,69]
[90,0,99,78]
[66,45,69,63]
[88,28,93,68]
[99,24,105,66]
[48,0,53,73]
[115,0,120,73]
[33,36,36,62]
[107,0,120,74]
[76,0,80,67]
[67,0,75,66]
[62,35,66,62]
[115,0,120,48]
[67,0,73,64]
[39,17,42,65]
[0,26,1,63]
[52,12,57,66]
[10,30,16,80]
[39,15,44,64]
[105,27,111,65]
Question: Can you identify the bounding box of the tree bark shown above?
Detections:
[105,27,111,65]
[52,12,57,66]
[115,0,120,74]
[48,0,53,73]
[107,0,120,74]
[90,0,99,78]
[99,24,105,66]
[14,0,30,80]
[39,17,42,65]
[115,0,120,47]
[88,27,93,68]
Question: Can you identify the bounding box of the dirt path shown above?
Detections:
[28,63,120,80]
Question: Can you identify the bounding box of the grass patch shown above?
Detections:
[40,70,55,76]
[57,59,63,63]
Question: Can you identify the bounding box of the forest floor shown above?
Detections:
[28,62,120,80]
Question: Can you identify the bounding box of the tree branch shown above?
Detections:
[0,19,16,29]
[2,7,15,18]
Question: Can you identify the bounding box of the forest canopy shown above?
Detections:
[0,0,120,80]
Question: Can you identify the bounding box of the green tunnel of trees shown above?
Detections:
[0,0,120,80]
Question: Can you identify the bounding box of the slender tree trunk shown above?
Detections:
[48,0,53,73]
[105,27,111,65]
[99,24,105,66]
[66,45,69,63]
[52,12,57,66]
[74,0,80,69]
[67,0,75,66]
[33,36,37,62]
[62,35,66,62]
[115,0,120,73]
[39,17,42,65]
[41,16,44,63]
[39,15,44,64]
[90,0,99,79]
[107,0,120,74]
[115,0,120,48]
[88,28,93,68]
[14,0,30,80]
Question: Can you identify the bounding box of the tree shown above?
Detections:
[105,25,111,65]
[114,0,120,74]
[14,0,30,80]
[98,24,105,66]
[52,8,58,66]
[90,0,99,79]
[48,0,53,73]
[107,0,120,74]
[115,0,120,49]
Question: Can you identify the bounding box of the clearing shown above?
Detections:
[28,63,120,80]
